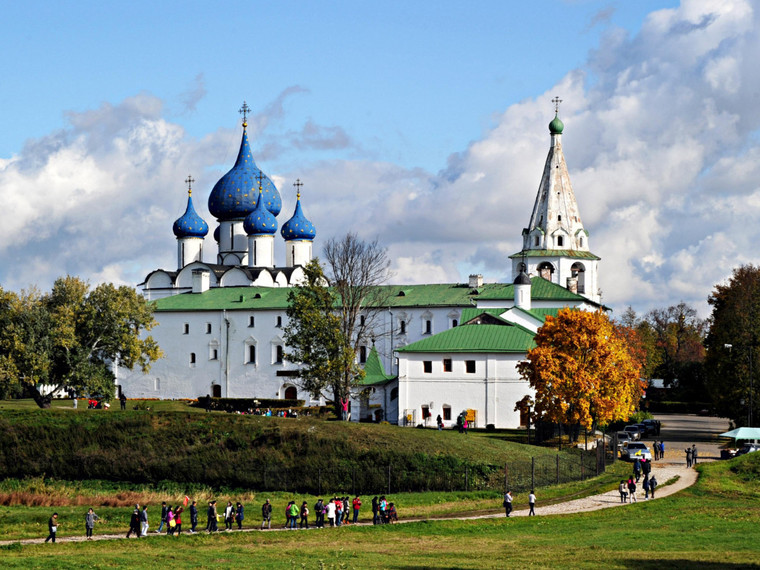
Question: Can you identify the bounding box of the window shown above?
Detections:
[284,386,297,400]
[465,360,476,373]
[190,353,196,366]
[423,361,432,374]
[183,323,189,335]
[424,320,432,335]
[275,345,284,364]
[557,236,564,247]
[421,405,430,421]
[390,387,398,400]
[558,214,562,221]
[443,405,451,421]
[206,323,212,334]
[248,344,256,364]
[400,320,406,334]
[534,236,539,246]
[443,358,452,372]
[154,378,160,392]
[212,384,221,398]
[276,316,282,328]
[248,316,255,327]
[452,319,458,328]
[210,349,218,360]
[580,237,584,247]
[359,345,367,364]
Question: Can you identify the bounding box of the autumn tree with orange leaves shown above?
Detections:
[518,308,645,432]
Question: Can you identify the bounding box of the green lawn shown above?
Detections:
[1,455,759,568]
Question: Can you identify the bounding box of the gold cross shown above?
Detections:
[552,96,563,114]
[185,175,194,195]
[239,101,250,125]
[293,178,303,198]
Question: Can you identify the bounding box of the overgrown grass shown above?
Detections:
[0,408,597,493]
[0,454,758,568]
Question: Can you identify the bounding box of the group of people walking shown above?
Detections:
[502,490,536,517]
[620,456,659,503]
[685,444,698,467]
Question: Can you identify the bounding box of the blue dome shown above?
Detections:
[173,193,209,238]
[281,195,316,241]
[207,127,281,220]
[244,190,278,235]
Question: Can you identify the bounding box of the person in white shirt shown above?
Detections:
[528,491,536,516]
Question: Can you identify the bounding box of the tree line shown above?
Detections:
[0,276,161,408]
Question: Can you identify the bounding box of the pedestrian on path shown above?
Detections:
[45,513,58,543]
[653,441,659,460]
[85,508,98,540]
[643,476,650,499]
[261,499,272,530]
[503,490,513,517]
[126,505,141,538]
[619,480,627,503]
[627,478,637,503]
[157,501,167,533]
[140,505,149,536]
[528,490,536,516]
[650,475,658,498]
[692,444,698,465]
[659,441,665,460]
[685,446,692,467]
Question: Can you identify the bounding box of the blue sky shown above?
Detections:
[2,0,759,319]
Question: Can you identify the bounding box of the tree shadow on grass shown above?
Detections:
[618,560,760,569]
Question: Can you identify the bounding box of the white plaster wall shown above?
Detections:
[395,352,532,429]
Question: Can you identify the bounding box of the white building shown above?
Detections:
[116,104,602,428]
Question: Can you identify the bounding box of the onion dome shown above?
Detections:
[207,119,281,220]
[244,188,278,235]
[549,113,564,135]
[281,184,316,241]
[173,187,209,238]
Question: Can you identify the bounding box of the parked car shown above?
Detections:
[635,423,650,436]
[736,443,760,455]
[616,431,632,447]
[620,442,652,461]
[642,419,660,436]
[623,425,642,441]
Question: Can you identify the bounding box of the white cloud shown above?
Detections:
[2,0,760,322]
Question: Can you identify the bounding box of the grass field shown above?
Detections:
[0,454,758,568]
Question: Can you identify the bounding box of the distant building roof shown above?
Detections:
[397,323,535,353]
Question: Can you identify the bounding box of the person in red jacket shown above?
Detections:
[352,496,362,524]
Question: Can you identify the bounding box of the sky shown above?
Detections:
[1,0,758,319]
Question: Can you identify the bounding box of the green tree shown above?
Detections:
[0,276,162,408]
[644,302,706,399]
[704,265,760,426]
[283,259,363,418]
[518,308,645,434]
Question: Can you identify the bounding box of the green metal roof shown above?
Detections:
[509,249,600,260]
[460,308,507,322]
[359,346,395,386]
[397,323,536,354]
[151,277,592,312]
[475,276,588,302]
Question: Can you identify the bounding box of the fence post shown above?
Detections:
[556,454,560,485]
[531,457,535,491]
[387,464,391,495]
[581,450,584,480]
[465,466,469,492]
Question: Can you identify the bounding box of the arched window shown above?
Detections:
[212,384,222,398]
[571,262,586,294]
[390,387,398,400]
[537,262,555,281]
[284,386,297,400]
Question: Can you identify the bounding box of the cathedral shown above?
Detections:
[116,102,602,428]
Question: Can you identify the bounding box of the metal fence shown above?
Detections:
[244,442,609,495]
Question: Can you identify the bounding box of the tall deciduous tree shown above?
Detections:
[283,259,363,417]
[323,232,391,381]
[644,302,706,395]
[0,276,162,408]
[704,265,760,426]
[518,308,645,431]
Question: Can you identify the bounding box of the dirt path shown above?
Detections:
[0,462,700,546]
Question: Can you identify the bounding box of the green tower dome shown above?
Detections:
[549,114,564,135]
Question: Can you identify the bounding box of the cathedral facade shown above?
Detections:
[116,105,602,428]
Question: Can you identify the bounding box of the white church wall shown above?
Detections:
[395,352,531,429]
